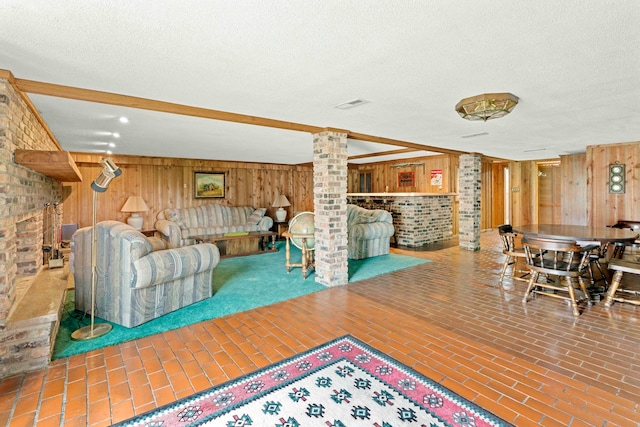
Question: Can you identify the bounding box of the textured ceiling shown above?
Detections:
[1,1,639,164]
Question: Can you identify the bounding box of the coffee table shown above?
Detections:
[194,231,277,258]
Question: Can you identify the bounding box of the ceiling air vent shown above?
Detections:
[333,99,369,110]
[461,132,489,139]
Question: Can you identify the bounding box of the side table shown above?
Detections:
[275,221,289,239]
[141,229,157,237]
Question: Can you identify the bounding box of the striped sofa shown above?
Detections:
[70,221,220,328]
[155,204,273,248]
[347,204,395,260]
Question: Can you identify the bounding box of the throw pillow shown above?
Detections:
[246,208,266,225]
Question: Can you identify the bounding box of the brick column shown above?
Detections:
[313,129,348,286]
[459,153,482,251]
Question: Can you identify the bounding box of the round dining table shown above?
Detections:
[512,224,639,244]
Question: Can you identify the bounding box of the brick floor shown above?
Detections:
[0,230,639,426]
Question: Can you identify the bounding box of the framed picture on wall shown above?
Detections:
[397,171,415,187]
[194,172,225,198]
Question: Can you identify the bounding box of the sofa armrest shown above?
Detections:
[155,219,183,248]
[132,243,220,289]
[258,216,274,231]
[349,222,395,240]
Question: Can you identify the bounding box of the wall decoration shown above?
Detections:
[430,169,443,186]
[397,171,415,187]
[194,172,225,198]
[609,163,625,194]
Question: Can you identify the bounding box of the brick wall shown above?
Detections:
[458,154,482,251]
[0,76,63,377]
[347,194,454,247]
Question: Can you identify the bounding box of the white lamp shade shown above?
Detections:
[272,194,290,208]
[121,196,149,213]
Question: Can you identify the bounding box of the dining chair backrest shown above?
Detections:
[522,237,591,275]
[498,224,520,254]
[610,220,640,231]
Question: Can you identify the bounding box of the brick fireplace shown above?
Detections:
[1,75,65,378]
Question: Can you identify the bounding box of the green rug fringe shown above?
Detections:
[53,243,429,359]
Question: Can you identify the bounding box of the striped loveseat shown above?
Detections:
[155,204,273,248]
[347,204,395,260]
[70,221,220,328]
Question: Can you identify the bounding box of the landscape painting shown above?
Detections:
[194,172,225,198]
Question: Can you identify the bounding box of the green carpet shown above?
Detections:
[52,243,429,359]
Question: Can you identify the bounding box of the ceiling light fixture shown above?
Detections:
[455,93,519,122]
[119,117,129,124]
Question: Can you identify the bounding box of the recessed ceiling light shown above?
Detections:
[106,150,112,154]
[108,143,116,148]
[119,117,129,124]
[333,99,369,110]
[112,132,120,138]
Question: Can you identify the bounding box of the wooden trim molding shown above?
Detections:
[14,150,83,182]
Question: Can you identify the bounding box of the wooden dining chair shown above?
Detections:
[604,259,640,307]
[609,220,640,260]
[522,237,596,316]
[498,224,530,284]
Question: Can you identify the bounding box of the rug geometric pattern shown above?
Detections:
[113,335,512,426]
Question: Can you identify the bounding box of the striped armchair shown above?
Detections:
[70,221,220,328]
[347,204,395,260]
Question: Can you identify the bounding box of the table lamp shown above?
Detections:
[272,193,291,222]
[121,196,149,230]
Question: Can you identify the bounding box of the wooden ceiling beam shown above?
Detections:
[347,131,467,156]
[11,73,468,157]
[14,77,326,134]
[348,148,419,161]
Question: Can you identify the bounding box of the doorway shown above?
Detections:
[537,162,561,224]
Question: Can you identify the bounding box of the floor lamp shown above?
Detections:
[71,158,122,340]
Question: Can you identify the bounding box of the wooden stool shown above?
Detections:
[604,259,640,307]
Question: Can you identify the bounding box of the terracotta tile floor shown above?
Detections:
[1,230,640,426]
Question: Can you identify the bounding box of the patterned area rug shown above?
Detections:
[115,336,512,427]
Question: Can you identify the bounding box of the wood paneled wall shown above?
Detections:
[587,141,640,226]
[560,153,587,225]
[347,154,458,194]
[62,154,313,229]
[508,160,537,227]
[63,146,622,236]
[506,147,637,228]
